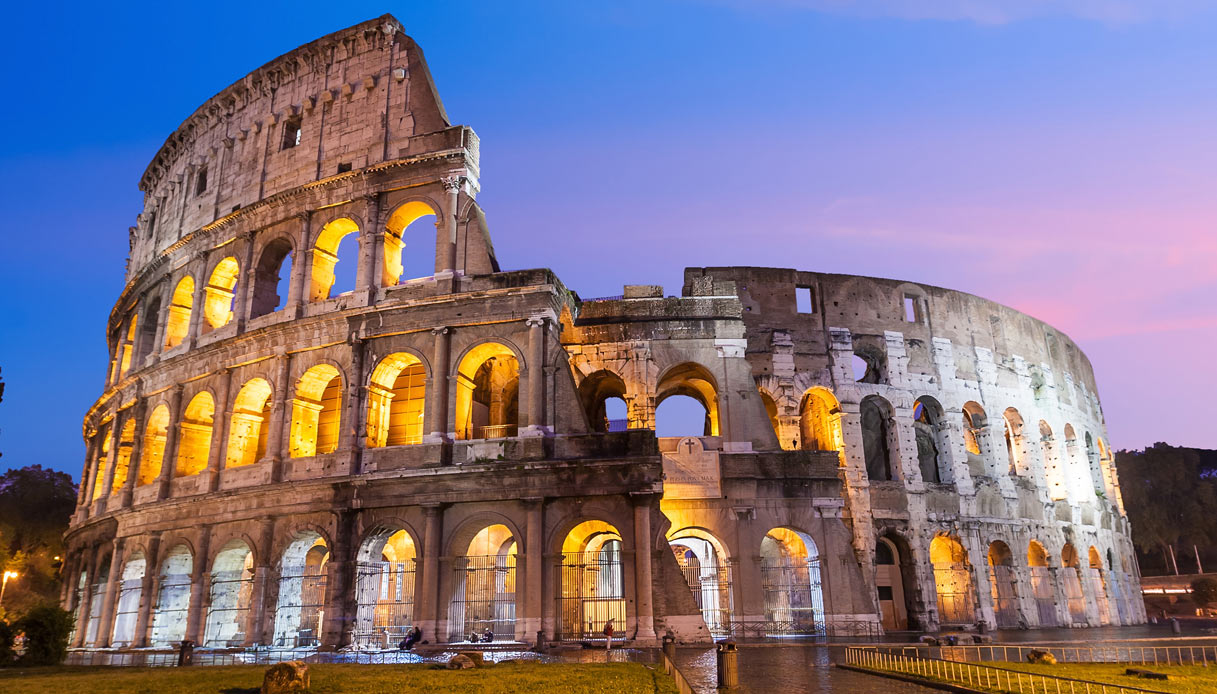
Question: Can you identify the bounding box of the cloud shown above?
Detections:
[711,0,1214,25]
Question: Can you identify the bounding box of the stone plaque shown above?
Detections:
[661,437,721,499]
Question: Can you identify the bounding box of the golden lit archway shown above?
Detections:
[559,520,626,639]
[164,276,195,349]
[366,352,426,447]
[800,387,843,458]
[175,392,215,477]
[455,342,519,440]
[289,364,343,458]
[138,405,170,486]
[202,257,240,331]
[383,201,438,285]
[225,378,273,468]
[310,218,360,301]
[110,418,136,495]
[655,362,719,437]
[448,523,517,641]
[354,527,418,646]
[929,534,975,625]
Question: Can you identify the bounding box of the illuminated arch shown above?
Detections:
[669,527,733,635]
[138,405,170,486]
[987,540,1020,628]
[150,544,192,646]
[759,527,824,635]
[383,200,439,285]
[455,342,520,440]
[354,525,419,646]
[110,417,136,495]
[272,531,331,647]
[929,534,975,625]
[175,391,215,477]
[578,370,629,433]
[310,217,360,301]
[225,378,273,468]
[448,523,518,641]
[289,364,343,458]
[203,539,255,647]
[366,352,427,447]
[202,257,240,331]
[90,423,112,502]
[800,387,843,456]
[110,551,146,646]
[1002,407,1025,476]
[1061,542,1087,623]
[655,362,719,437]
[164,276,195,349]
[559,520,626,639]
[759,390,781,444]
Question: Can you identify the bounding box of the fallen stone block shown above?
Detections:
[262,660,309,694]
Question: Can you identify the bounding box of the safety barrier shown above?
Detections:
[858,642,1217,666]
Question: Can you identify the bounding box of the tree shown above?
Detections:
[0,466,76,618]
[1191,578,1217,609]
[1116,444,1217,575]
[16,605,73,665]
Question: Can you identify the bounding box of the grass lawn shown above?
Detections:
[0,661,679,694]
[996,663,1217,694]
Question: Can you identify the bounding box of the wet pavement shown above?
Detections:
[673,644,937,694]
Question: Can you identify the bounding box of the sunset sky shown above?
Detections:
[1,1,1214,477]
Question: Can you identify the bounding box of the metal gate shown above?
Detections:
[110,577,143,646]
[988,565,1020,628]
[1062,568,1087,624]
[760,557,826,635]
[353,560,416,648]
[150,571,192,646]
[447,554,516,642]
[84,579,105,646]
[203,569,254,647]
[273,567,328,647]
[559,548,626,639]
[1030,567,1057,626]
[933,565,975,625]
[679,560,733,637]
[1086,568,1111,625]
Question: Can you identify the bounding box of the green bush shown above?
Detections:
[0,620,15,666]
[16,605,73,666]
[1192,577,1217,608]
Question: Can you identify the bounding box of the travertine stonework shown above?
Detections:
[63,15,1144,652]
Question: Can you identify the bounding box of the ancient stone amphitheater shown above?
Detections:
[63,15,1144,653]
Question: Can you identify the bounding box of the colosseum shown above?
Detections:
[62,15,1145,653]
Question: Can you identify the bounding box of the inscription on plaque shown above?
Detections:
[662,437,721,499]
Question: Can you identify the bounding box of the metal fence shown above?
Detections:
[843,646,1172,694]
[447,553,517,642]
[760,557,826,635]
[856,642,1217,667]
[679,560,733,638]
[558,549,626,640]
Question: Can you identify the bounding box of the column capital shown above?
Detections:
[431,326,450,336]
[440,175,464,193]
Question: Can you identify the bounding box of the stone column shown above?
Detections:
[631,493,657,641]
[521,498,544,641]
[424,328,450,442]
[321,511,358,648]
[204,368,233,492]
[120,400,148,508]
[359,193,381,299]
[184,526,212,645]
[157,385,185,500]
[245,518,276,646]
[289,212,311,318]
[417,504,444,642]
[266,353,292,482]
[439,176,461,276]
[96,538,126,648]
[77,437,97,511]
[185,271,207,350]
[133,534,161,647]
[96,414,124,514]
[521,317,548,436]
[340,339,365,474]
[234,232,257,331]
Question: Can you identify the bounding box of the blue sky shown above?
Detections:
[2,1,1215,478]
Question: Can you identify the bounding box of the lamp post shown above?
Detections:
[0,570,17,608]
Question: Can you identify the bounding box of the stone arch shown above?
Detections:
[987,540,1020,628]
[136,295,161,363]
[202,256,240,332]
[150,543,193,647]
[875,532,917,631]
[1040,419,1067,500]
[929,534,975,626]
[961,401,988,475]
[860,395,896,481]
[109,550,147,647]
[226,378,273,468]
[175,390,215,477]
[800,386,843,456]
[353,523,421,647]
[758,389,781,444]
[446,521,519,641]
[289,363,343,458]
[558,520,626,639]
[1002,407,1025,476]
[668,526,734,635]
[1060,542,1087,623]
[454,341,522,440]
[110,417,137,495]
[203,538,255,647]
[655,362,720,437]
[310,217,361,301]
[163,275,195,349]
[913,396,951,484]
[759,526,825,635]
[272,529,331,647]
[383,199,440,285]
[249,235,295,319]
[138,404,170,486]
[578,369,629,433]
[366,352,428,447]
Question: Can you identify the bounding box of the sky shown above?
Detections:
[1,0,1214,479]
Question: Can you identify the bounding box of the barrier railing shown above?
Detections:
[844,646,1172,694]
[858,643,1217,666]
[658,651,696,694]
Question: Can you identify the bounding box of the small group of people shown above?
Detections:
[396,626,423,651]
[465,627,496,643]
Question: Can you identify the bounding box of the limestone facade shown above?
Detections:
[63,15,1143,652]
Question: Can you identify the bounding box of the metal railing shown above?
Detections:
[858,642,1217,666]
[658,650,696,694]
[844,646,1172,694]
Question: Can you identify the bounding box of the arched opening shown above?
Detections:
[136,298,160,362]
[669,528,733,636]
[111,551,146,647]
[110,418,136,496]
[150,544,193,647]
[1061,543,1087,624]
[383,201,438,285]
[164,276,194,350]
[962,402,988,477]
[250,238,294,319]
[1063,424,1084,497]
[366,353,427,447]
[203,540,254,647]
[447,524,517,642]
[118,315,137,379]
[655,363,719,437]
[225,378,273,468]
[69,568,88,645]
[559,521,626,640]
[914,397,949,484]
[310,218,360,301]
[138,405,170,486]
[89,424,111,503]
[1087,546,1111,625]
[1041,421,1066,500]
[860,396,894,481]
[455,343,519,440]
[759,390,782,445]
[875,535,915,631]
[273,532,330,648]
[987,541,1020,628]
[354,528,417,648]
[84,552,112,646]
[175,392,215,477]
[1027,540,1057,627]
[577,370,629,433]
[760,527,825,635]
[800,388,842,456]
[289,364,342,458]
[1003,408,1024,477]
[929,535,975,626]
[202,257,240,332]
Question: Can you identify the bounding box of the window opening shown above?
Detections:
[195,167,208,196]
[796,286,815,314]
[282,116,302,150]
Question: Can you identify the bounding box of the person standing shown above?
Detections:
[603,618,614,651]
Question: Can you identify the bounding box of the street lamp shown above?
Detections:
[0,570,18,608]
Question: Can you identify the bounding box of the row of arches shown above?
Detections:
[108,205,441,388]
